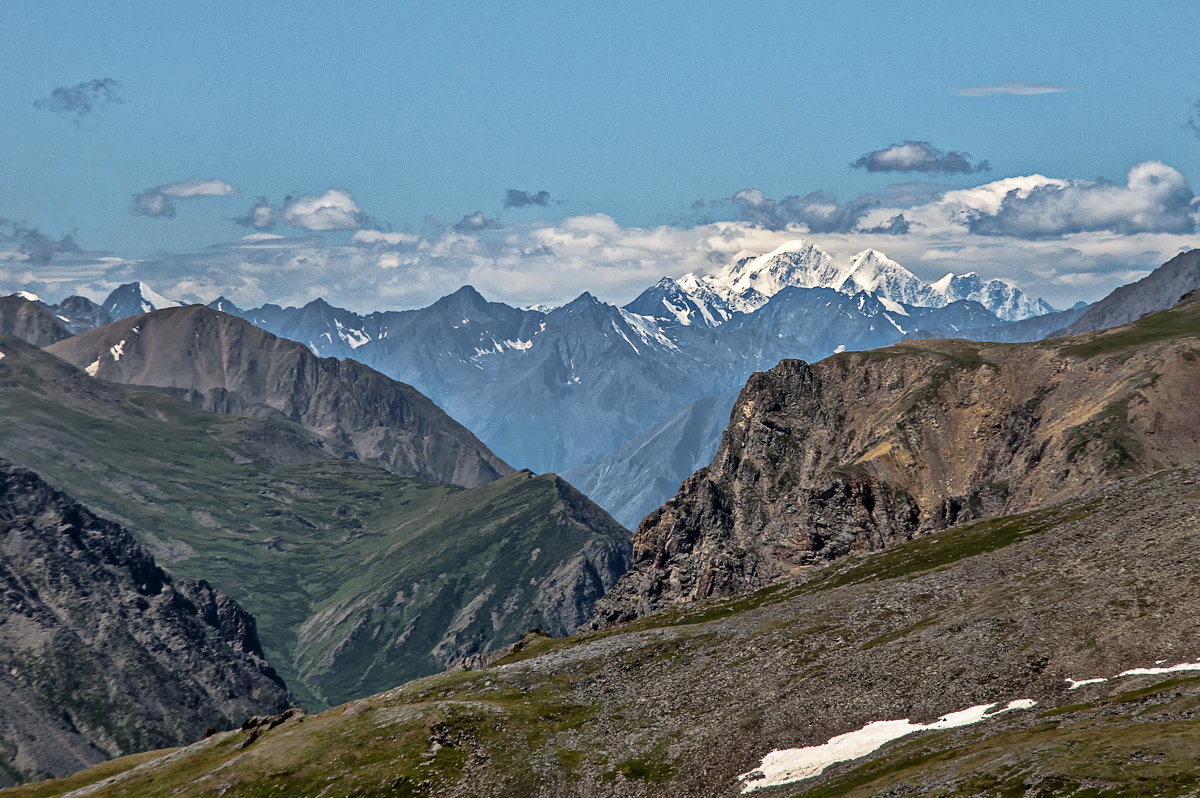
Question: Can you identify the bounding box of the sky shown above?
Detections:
[2,1,1199,311]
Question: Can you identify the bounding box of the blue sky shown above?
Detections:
[2,1,1199,309]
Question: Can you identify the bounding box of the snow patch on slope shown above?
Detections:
[738,699,1037,792]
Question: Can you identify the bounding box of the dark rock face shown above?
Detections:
[1057,248,1200,335]
[0,296,71,346]
[53,295,113,335]
[46,305,512,488]
[592,298,1200,625]
[0,459,292,785]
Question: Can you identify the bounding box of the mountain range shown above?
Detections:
[16,282,1200,797]
[185,241,1070,527]
[14,242,1188,533]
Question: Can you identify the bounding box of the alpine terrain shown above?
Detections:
[12,289,1200,797]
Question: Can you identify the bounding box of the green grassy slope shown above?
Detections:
[0,336,628,709]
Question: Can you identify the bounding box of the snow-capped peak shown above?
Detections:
[715,238,843,300]
[135,282,182,312]
[14,290,41,302]
[840,249,935,306]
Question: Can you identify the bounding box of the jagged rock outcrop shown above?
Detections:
[1057,248,1200,335]
[0,296,71,346]
[591,294,1200,624]
[0,459,292,786]
[46,305,511,488]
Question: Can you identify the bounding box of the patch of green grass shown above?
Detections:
[1058,304,1200,358]
[611,753,675,782]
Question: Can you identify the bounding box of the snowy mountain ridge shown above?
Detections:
[639,239,1053,325]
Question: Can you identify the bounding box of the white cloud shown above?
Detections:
[133,178,238,218]
[954,81,1072,97]
[283,189,369,231]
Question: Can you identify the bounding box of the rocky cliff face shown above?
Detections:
[0,296,71,347]
[0,459,292,786]
[592,294,1200,624]
[46,305,511,488]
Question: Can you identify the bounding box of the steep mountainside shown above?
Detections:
[947,303,1090,343]
[1057,248,1200,335]
[0,334,629,709]
[47,305,511,489]
[593,292,1200,623]
[0,296,71,346]
[0,459,291,787]
[20,463,1200,797]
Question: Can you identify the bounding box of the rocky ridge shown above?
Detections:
[47,305,511,489]
[0,459,292,786]
[591,292,1200,624]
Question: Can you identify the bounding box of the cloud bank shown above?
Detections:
[34,78,123,122]
[852,141,989,174]
[134,178,238,218]
[7,163,1198,315]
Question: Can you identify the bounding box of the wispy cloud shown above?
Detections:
[34,78,124,123]
[852,141,989,174]
[133,178,238,218]
[954,81,1071,97]
[1186,99,1200,140]
[504,189,552,208]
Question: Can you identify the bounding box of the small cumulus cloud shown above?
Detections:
[133,178,238,219]
[234,197,277,230]
[852,141,989,174]
[504,189,552,208]
[453,211,502,233]
[34,78,123,123]
[966,161,1197,238]
[1185,99,1200,140]
[282,189,371,231]
[954,81,1071,97]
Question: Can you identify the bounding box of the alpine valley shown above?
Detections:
[2,242,1199,796]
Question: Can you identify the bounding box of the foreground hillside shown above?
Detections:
[11,461,1200,797]
[0,334,629,710]
[594,291,1200,622]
